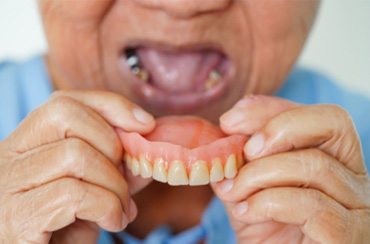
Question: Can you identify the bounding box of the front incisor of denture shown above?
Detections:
[131,157,140,176]
[168,160,188,186]
[210,158,224,182]
[189,160,210,186]
[153,158,167,183]
[224,154,237,179]
[139,155,152,178]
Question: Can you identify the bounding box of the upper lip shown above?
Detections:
[123,39,227,56]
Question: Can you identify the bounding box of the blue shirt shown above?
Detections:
[1,56,370,244]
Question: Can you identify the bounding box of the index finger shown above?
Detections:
[220,95,298,135]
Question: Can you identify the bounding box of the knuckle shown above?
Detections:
[105,192,123,216]
[60,138,92,177]
[311,188,324,205]
[323,104,353,125]
[49,93,77,111]
[305,149,333,177]
[99,192,124,231]
[52,178,86,206]
[46,95,80,124]
[294,149,330,187]
[64,137,90,154]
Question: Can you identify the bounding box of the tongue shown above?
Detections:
[137,47,223,93]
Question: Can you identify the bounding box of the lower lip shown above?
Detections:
[119,56,234,113]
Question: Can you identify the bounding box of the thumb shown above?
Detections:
[220,95,298,135]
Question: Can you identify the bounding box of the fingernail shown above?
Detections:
[220,109,245,127]
[132,107,154,124]
[246,133,264,157]
[219,179,234,193]
[234,201,248,216]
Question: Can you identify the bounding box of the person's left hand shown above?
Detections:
[212,95,370,243]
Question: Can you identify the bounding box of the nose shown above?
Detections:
[134,0,231,18]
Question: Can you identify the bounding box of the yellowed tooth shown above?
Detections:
[189,160,210,186]
[139,155,152,178]
[124,153,132,170]
[210,158,224,182]
[224,154,237,179]
[205,70,221,90]
[131,157,140,176]
[132,67,149,81]
[152,158,167,183]
[168,160,188,186]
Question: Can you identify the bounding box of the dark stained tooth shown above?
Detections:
[125,49,149,82]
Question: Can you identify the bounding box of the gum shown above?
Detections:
[118,116,248,173]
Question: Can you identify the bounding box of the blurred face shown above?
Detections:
[40,0,319,122]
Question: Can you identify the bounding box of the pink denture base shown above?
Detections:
[118,116,248,172]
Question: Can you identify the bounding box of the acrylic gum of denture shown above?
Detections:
[119,116,248,186]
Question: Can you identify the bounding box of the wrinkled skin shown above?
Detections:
[0,0,369,243]
[0,91,155,243]
[214,95,370,243]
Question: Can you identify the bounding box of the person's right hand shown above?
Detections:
[0,90,155,244]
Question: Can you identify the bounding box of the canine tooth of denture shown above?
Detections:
[152,158,167,183]
[124,153,132,170]
[210,158,224,182]
[224,154,237,179]
[131,157,140,176]
[168,160,189,186]
[139,155,152,178]
[189,160,210,186]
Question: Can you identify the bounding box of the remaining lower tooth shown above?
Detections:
[224,154,237,179]
[139,155,152,178]
[189,160,210,186]
[124,153,132,170]
[131,157,140,176]
[205,70,221,90]
[132,67,149,81]
[210,158,224,182]
[152,158,167,183]
[168,160,188,186]
[127,55,140,67]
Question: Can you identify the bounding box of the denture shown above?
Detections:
[119,116,248,186]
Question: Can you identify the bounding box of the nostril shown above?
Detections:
[133,0,232,18]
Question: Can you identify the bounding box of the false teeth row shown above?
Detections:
[124,154,243,186]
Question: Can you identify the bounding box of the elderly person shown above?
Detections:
[0,0,369,243]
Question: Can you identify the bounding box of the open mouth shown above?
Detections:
[121,45,233,113]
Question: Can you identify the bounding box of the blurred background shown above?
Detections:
[0,0,369,97]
